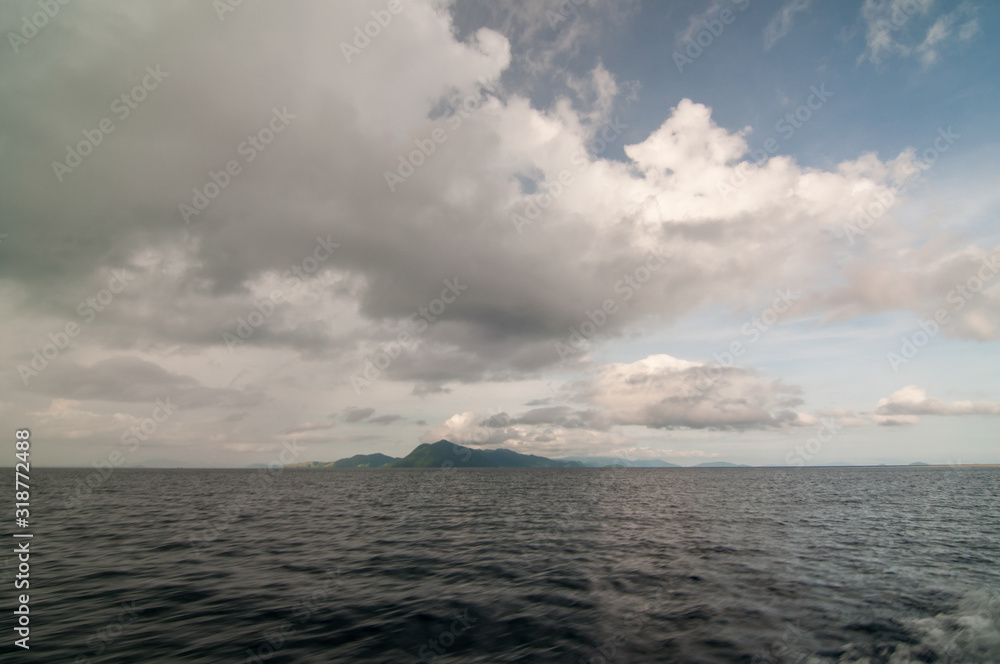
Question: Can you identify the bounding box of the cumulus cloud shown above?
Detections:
[3,0,989,395]
[419,354,813,456]
[872,385,1000,425]
[568,355,809,431]
[0,0,994,464]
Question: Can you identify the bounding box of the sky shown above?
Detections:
[2,0,998,467]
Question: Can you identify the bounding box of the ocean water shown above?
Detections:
[14,466,1000,663]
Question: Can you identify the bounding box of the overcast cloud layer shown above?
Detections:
[2,0,998,466]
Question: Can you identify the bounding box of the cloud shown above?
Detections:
[25,399,147,441]
[419,408,633,458]
[815,408,870,428]
[872,385,1000,425]
[25,357,267,410]
[412,383,452,397]
[453,0,640,86]
[0,0,994,466]
[675,2,727,49]
[812,244,1000,340]
[369,414,405,425]
[915,4,980,65]
[858,0,979,66]
[418,353,813,456]
[763,0,815,51]
[568,354,809,431]
[3,0,985,392]
[281,418,336,435]
[341,407,375,423]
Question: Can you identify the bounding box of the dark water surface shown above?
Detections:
[11,466,1000,663]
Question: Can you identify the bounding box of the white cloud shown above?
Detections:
[763,0,815,51]
[569,354,810,431]
[419,353,815,457]
[872,385,1000,425]
[1,0,995,465]
[859,0,980,66]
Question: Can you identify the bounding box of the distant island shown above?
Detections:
[280,440,949,470]
[288,440,742,469]
[288,440,582,469]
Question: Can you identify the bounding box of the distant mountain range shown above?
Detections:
[287,440,748,469]
[283,440,938,470]
[288,454,397,469]
[560,456,682,468]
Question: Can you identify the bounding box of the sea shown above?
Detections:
[14,466,1000,663]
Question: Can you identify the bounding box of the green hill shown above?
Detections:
[391,440,583,468]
